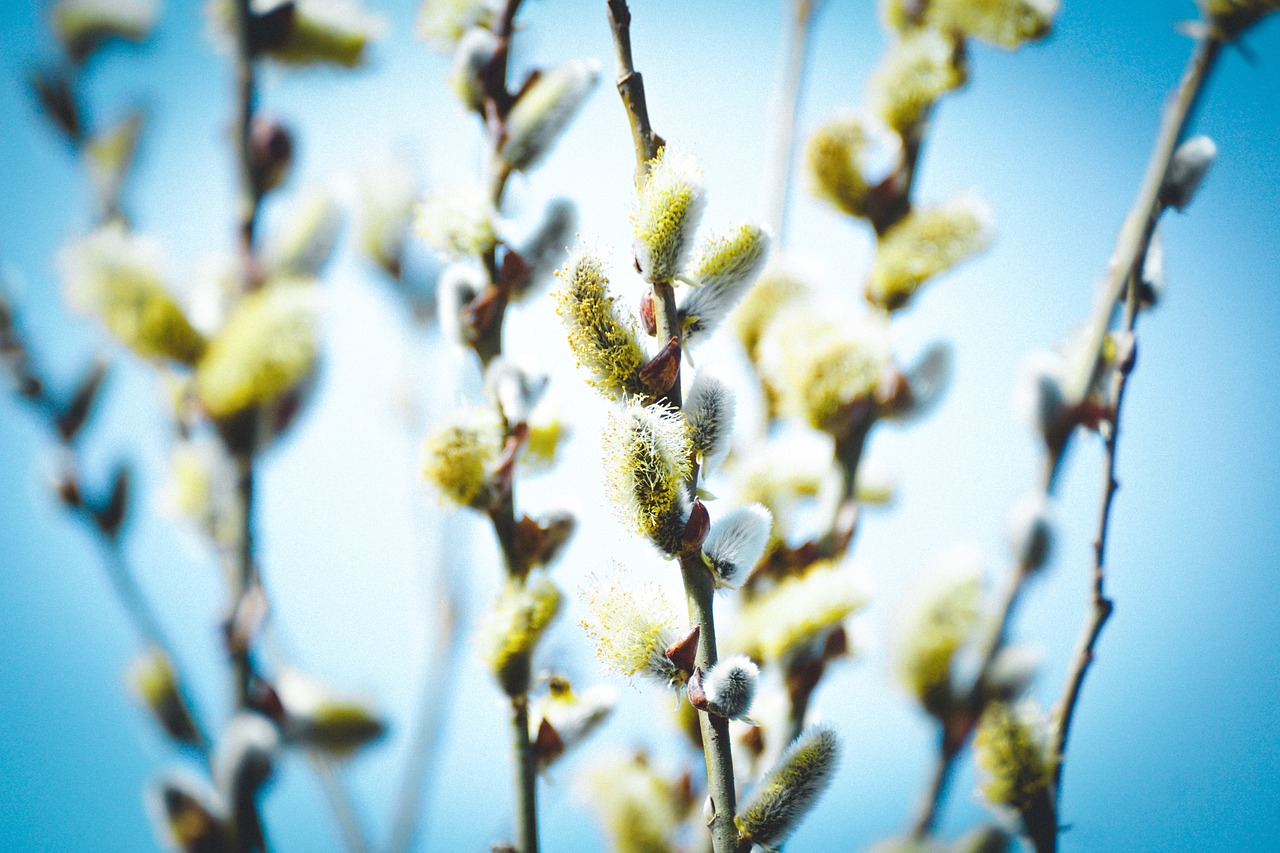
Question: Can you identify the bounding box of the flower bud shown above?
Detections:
[974,700,1055,812]
[529,677,614,769]
[1161,135,1216,212]
[807,114,873,218]
[479,574,562,696]
[414,184,497,259]
[214,713,279,806]
[437,263,486,346]
[262,188,342,278]
[250,117,294,194]
[1006,491,1052,572]
[581,752,684,853]
[515,199,576,300]
[731,259,812,359]
[580,567,686,689]
[554,249,647,399]
[925,0,1058,50]
[733,561,870,665]
[867,195,992,311]
[871,28,966,135]
[417,0,497,52]
[684,371,736,470]
[501,59,600,173]
[983,644,1041,702]
[421,406,504,509]
[266,0,382,68]
[1204,0,1280,39]
[61,224,205,365]
[895,546,983,717]
[701,503,771,590]
[195,282,320,420]
[679,223,770,350]
[53,0,158,64]
[274,669,386,757]
[602,401,692,556]
[700,655,759,720]
[735,725,840,849]
[632,147,706,283]
[448,27,499,111]
[1139,225,1165,309]
[484,358,547,425]
[129,647,201,746]
[357,155,417,278]
[146,770,231,853]
[86,111,144,219]
[1014,349,1068,446]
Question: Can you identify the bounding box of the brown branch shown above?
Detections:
[606,0,662,185]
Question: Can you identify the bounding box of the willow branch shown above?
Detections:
[1066,33,1220,405]
[909,27,1224,845]
[606,0,662,185]
[309,753,373,853]
[764,0,824,245]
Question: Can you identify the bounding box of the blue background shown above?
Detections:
[1,1,1278,851]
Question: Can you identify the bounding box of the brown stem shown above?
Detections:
[510,690,539,853]
[606,0,662,185]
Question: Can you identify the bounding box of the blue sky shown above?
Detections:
[1,1,1278,851]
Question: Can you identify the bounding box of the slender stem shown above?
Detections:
[1052,264,1141,791]
[231,0,261,269]
[510,691,539,853]
[309,753,373,853]
[909,28,1224,845]
[606,0,662,185]
[1066,34,1220,405]
[97,537,213,757]
[764,0,823,245]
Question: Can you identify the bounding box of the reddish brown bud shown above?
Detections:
[532,718,565,766]
[57,358,109,442]
[462,285,505,346]
[250,117,294,193]
[686,667,708,710]
[682,498,710,553]
[639,290,657,336]
[638,336,681,396]
[499,248,532,294]
[664,625,701,679]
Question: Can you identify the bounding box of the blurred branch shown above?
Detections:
[908,26,1225,848]
[764,0,825,245]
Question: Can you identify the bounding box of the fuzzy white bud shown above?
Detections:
[1162,135,1217,211]
[679,223,771,349]
[632,147,706,283]
[437,263,486,345]
[702,503,772,589]
[516,198,577,300]
[213,713,279,806]
[735,724,840,848]
[1007,492,1053,572]
[702,654,759,720]
[146,770,230,853]
[1014,349,1067,441]
[502,59,600,173]
[1139,225,1166,309]
[484,358,547,425]
[448,27,499,111]
[684,371,736,470]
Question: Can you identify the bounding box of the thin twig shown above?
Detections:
[764,0,824,245]
[606,0,662,185]
[908,26,1225,846]
[309,753,373,853]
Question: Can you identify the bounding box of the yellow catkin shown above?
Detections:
[806,115,871,218]
[421,407,503,508]
[554,250,646,398]
[974,700,1055,811]
[61,224,205,365]
[579,571,682,687]
[478,574,562,696]
[896,564,982,714]
[194,282,319,419]
[867,197,991,311]
[631,147,705,283]
[926,0,1057,50]
[732,561,869,664]
[871,29,966,135]
[602,402,691,555]
[731,262,812,360]
[581,753,684,853]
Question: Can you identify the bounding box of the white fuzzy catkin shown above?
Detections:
[735,724,840,848]
[1014,349,1067,441]
[702,503,772,589]
[502,59,600,172]
[1006,491,1053,572]
[684,372,736,470]
[213,713,279,805]
[702,654,759,720]
[631,147,706,283]
[1162,135,1217,211]
[437,263,485,345]
[679,223,770,349]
